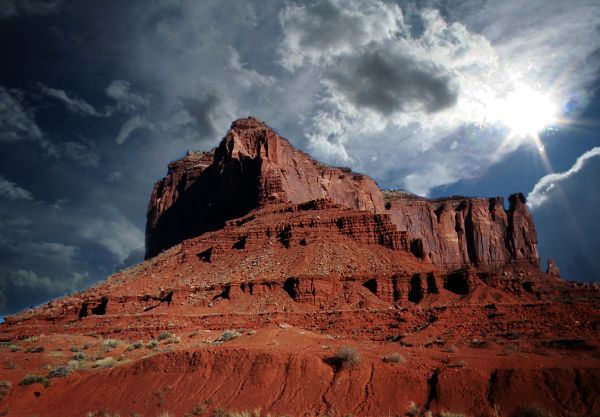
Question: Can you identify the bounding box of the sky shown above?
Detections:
[0,0,599,316]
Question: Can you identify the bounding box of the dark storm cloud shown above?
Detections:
[0,0,63,19]
[329,49,458,115]
[0,176,33,201]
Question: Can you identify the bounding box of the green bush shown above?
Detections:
[19,374,50,387]
[103,340,119,352]
[158,332,172,341]
[146,340,159,349]
[48,366,71,378]
[72,352,87,361]
[215,330,242,343]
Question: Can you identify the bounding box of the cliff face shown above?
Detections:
[146,117,383,258]
[384,191,539,269]
[146,117,539,272]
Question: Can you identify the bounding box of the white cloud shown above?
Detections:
[0,176,33,201]
[80,209,144,262]
[527,147,600,209]
[115,115,148,145]
[40,84,101,116]
[275,1,600,195]
[106,80,150,112]
[0,86,43,142]
[61,140,101,167]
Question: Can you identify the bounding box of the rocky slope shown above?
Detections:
[1,117,599,417]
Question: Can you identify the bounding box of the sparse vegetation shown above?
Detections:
[382,353,405,364]
[73,352,87,361]
[442,345,457,353]
[49,366,72,378]
[146,340,159,349]
[0,381,10,402]
[406,401,420,417]
[184,405,205,417]
[447,360,466,368]
[333,346,360,370]
[93,357,118,368]
[158,332,173,341]
[68,359,89,370]
[19,374,50,387]
[103,339,119,352]
[215,330,242,343]
[8,344,20,352]
[164,336,181,345]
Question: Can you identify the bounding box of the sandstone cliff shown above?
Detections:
[146,117,539,273]
[146,117,383,258]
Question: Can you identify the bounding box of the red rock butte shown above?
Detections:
[1,117,599,417]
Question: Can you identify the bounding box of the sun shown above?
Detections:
[487,83,558,140]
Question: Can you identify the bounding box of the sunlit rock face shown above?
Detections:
[146,117,539,271]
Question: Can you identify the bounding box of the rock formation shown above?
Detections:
[2,117,598,417]
[147,117,539,273]
[146,118,383,259]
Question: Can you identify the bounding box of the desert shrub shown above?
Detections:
[447,360,466,368]
[406,401,420,417]
[146,340,159,349]
[49,351,64,358]
[247,330,256,336]
[0,381,10,401]
[158,332,172,341]
[73,352,87,361]
[68,360,88,370]
[213,408,227,417]
[164,336,181,345]
[382,353,405,364]
[132,341,144,349]
[215,330,242,343]
[442,345,457,353]
[103,340,119,352]
[70,346,80,352]
[333,346,360,370]
[512,406,555,417]
[19,374,50,387]
[48,366,72,378]
[93,357,117,368]
[82,342,91,349]
[26,345,45,353]
[8,344,20,352]
[184,405,205,417]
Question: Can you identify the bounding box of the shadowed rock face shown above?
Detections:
[146,117,539,271]
[384,191,539,269]
[145,117,383,258]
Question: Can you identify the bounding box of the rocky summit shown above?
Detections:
[1,117,599,417]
